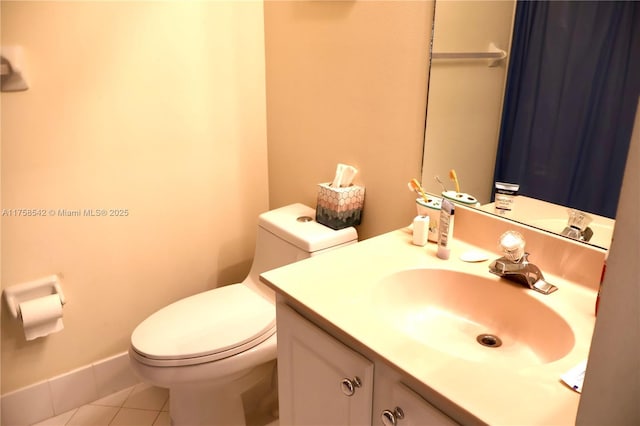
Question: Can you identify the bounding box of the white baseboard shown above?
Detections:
[1,351,139,426]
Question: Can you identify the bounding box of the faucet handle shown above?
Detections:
[498,231,525,262]
[566,209,593,231]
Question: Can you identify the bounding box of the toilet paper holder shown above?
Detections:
[3,275,66,320]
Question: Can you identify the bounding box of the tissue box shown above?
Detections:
[316,183,365,229]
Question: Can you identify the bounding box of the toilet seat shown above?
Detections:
[131,284,275,367]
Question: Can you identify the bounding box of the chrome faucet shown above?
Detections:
[561,209,594,242]
[561,225,593,242]
[489,253,558,294]
[488,231,558,295]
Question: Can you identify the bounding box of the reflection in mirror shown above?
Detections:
[421,0,515,204]
[422,0,640,250]
[493,2,639,219]
[478,196,615,250]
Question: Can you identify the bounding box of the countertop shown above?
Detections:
[261,227,597,425]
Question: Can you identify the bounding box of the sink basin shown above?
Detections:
[370,269,575,365]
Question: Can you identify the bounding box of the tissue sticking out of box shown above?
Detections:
[331,163,358,188]
[317,163,365,230]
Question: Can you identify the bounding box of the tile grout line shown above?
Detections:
[61,385,127,426]
[108,406,161,426]
[101,385,134,426]
[149,409,164,426]
[32,384,170,426]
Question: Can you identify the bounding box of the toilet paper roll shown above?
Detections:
[19,294,64,341]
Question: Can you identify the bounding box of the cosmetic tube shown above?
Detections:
[437,198,455,260]
[494,182,519,215]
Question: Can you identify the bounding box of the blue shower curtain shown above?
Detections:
[493,1,640,218]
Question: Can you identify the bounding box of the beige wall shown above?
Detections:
[577,99,640,424]
[2,0,434,396]
[1,1,268,393]
[264,0,433,240]
[421,0,516,203]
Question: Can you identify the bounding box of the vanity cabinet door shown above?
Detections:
[277,303,374,426]
[377,382,458,426]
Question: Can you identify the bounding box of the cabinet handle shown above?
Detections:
[381,407,405,426]
[340,376,362,396]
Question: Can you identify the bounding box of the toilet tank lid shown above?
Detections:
[259,203,357,253]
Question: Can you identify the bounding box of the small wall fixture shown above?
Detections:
[1,46,29,92]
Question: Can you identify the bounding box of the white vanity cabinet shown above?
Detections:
[276,302,459,426]
[277,302,374,425]
[373,365,459,426]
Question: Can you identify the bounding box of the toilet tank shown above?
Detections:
[245,203,358,300]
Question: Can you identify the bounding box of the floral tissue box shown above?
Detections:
[316,183,365,230]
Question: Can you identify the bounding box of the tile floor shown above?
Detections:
[32,383,170,426]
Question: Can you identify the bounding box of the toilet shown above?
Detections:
[129,204,357,425]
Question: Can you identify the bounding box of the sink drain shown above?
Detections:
[476,334,502,348]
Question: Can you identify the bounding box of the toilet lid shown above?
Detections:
[131,284,275,367]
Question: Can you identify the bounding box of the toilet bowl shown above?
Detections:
[129,204,357,425]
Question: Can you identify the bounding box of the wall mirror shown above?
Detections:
[421,0,639,250]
